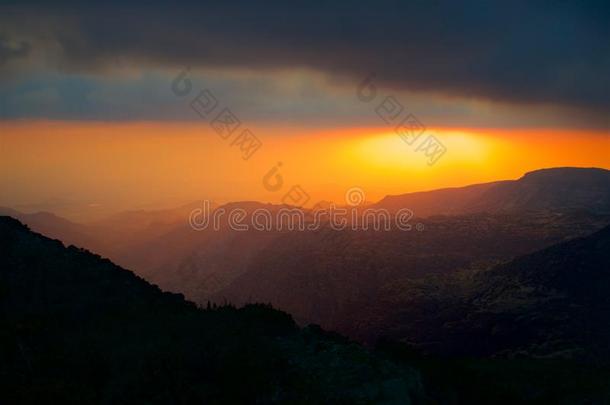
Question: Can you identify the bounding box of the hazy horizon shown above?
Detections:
[2,120,608,221]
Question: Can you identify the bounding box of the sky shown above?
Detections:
[0,1,608,220]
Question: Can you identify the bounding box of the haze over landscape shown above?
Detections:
[1,1,609,404]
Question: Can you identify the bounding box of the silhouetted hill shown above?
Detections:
[375,181,505,216]
[0,216,425,404]
[353,224,610,364]
[467,223,610,361]
[0,207,98,249]
[3,217,610,404]
[376,167,610,216]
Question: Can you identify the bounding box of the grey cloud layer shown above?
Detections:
[1,1,609,118]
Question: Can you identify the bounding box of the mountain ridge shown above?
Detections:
[375,167,610,217]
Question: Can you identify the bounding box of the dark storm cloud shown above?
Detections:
[2,0,610,113]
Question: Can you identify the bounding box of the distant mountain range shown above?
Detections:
[5,167,609,244]
[3,167,609,247]
[2,167,610,349]
[375,167,610,216]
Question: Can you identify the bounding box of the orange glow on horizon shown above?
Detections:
[1,120,608,220]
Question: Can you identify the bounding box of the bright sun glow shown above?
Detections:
[1,121,608,220]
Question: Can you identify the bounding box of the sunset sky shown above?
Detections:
[1,1,608,220]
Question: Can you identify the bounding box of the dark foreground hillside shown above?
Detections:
[3,215,610,404]
[0,216,425,404]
